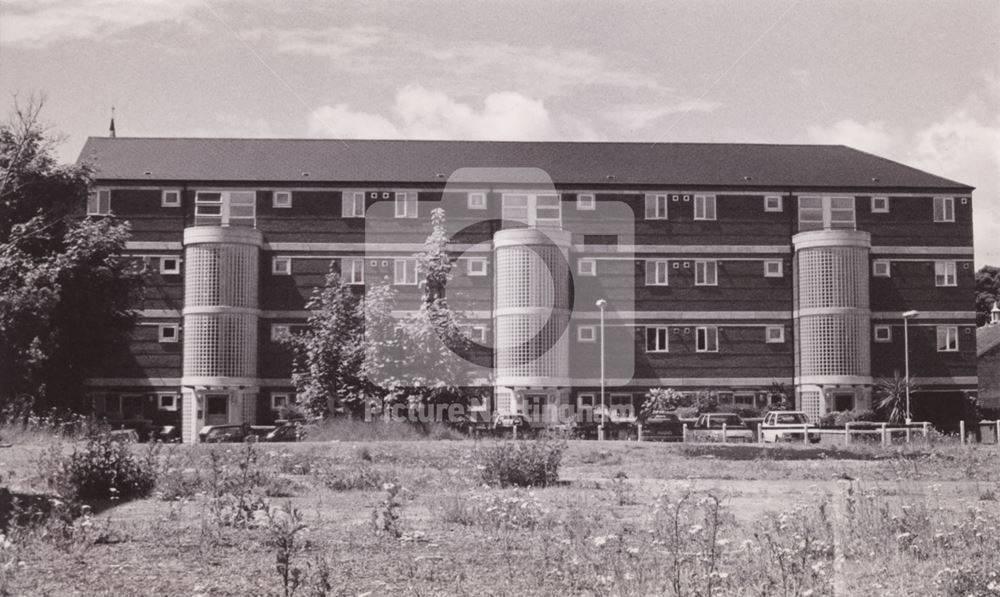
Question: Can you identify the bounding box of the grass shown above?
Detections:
[1,437,999,596]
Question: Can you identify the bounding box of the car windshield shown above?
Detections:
[774,413,809,424]
[704,415,743,428]
[646,413,678,422]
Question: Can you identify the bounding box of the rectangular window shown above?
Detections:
[645,326,669,352]
[765,325,785,343]
[696,326,719,352]
[578,258,596,277]
[273,191,292,208]
[645,259,669,286]
[764,260,783,277]
[342,192,365,218]
[871,196,889,213]
[467,257,488,276]
[195,191,256,227]
[346,258,365,285]
[764,195,783,212]
[828,196,856,229]
[272,257,291,275]
[502,194,529,223]
[162,189,181,207]
[578,325,596,342]
[798,196,855,231]
[88,189,112,215]
[160,257,180,275]
[534,194,561,226]
[645,194,668,220]
[577,193,595,210]
[467,192,487,210]
[271,324,291,342]
[873,260,891,277]
[695,260,718,286]
[874,325,892,343]
[798,196,824,231]
[271,393,292,411]
[694,194,716,220]
[578,393,595,411]
[395,192,418,218]
[394,258,417,285]
[158,324,179,343]
[935,261,957,287]
[937,326,959,352]
[934,196,955,222]
[468,325,488,343]
[157,393,178,411]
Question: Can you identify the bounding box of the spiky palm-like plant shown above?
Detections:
[875,373,920,424]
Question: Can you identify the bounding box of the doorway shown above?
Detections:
[205,394,229,425]
[833,392,855,412]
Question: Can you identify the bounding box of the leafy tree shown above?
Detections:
[874,373,920,424]
[975,265,1000,326]
[768,381,794,410]
[0,96,143,409]
[641,387,683,417]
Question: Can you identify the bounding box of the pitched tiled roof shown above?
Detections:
[78,137,973,190]
[978,324,1000,357]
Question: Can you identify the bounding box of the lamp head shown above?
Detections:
[902,310,920,319]
[595,299,607,309]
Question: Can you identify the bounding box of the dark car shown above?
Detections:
[640,411,684,442]
[199,424,248,443]
[447,413,490,437]
[263,420,305,442]
[492,413,533,438]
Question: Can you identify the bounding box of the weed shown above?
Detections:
[371,482,406,538]
[473,439,566,488]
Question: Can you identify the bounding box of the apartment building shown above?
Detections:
[77,138,977,441]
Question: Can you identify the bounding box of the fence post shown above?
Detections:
[512,424,518,441]
[881,423,888,446]
[682,423,688,443]
[844,422,850,446]
[803,425,809,445]
[923,422,930,444]
[960,420,966,445]
[758,423,763,444]
[995,420,1000,446]
[637,423,643,442]
[905,426,912,444]
[722,422,728,444]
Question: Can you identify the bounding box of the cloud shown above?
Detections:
[605,99,724,131]
[307,86,575,141]
[241,24,383,59]
[805,119,894,155]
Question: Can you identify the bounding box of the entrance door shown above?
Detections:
[205,394,229,425]
[833,392,855,412]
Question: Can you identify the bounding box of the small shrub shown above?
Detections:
[818,409,880,428]
[474,440,565,488]
[318,463,384,491]
[38,436,157,502]
[371,482,405,538]
[475,489,545,530]
[267,502,308,597]
[610,470,636,506]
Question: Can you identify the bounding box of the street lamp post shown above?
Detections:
[596,299,608,441]
[902,310,920,424]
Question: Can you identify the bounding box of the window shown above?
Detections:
[466,257,487,276]
[577,193,595,210]
[162,189,181,207]
[158,324,179,343]
[157,393,178,411]
[194,190,256,227]
[578,393,595,412]
[469,325,488,343]
[765,325,785,343]
[644,194,668,220]
[271,324,291,342]
[502,194,528,223]
[272,257,291,275]
[935,261,957,287]
[535,194,561,225]
[764,195,783,212]
[937,326,959,352]
[394,258,417,285]
[798,196,855,231]
[160,257,180,275]
[694,194,716,220]
[578,325,596,343]
[696,326,719,352]
[273,191,292,208]
[871,196,889,213]
[271,393,293,411]
[578,258,596,276]
[695,260,718,286]
[933,196,955,222]
[764,260,783,278]
[346,258,365,285]
[873,260,891,277]
[645,259,669,286]
[468,192,487,210]
[645,326,669,352]
[395,192,417,218]
[88,189,111,215]
[874,325,892,343]
[342,192,365,218]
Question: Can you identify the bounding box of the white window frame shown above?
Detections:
[273,191,292,208]
[696,326,719,353]
[158,324,179,343]
[765,325,785,343]
[578,258,597,277]
[160,256,181,275]
[466,257,488,276]
[871,196,889,213]
[694,194,716,221]
[194,190,256,227]
[272,257,291,275]
[937,326,959,352]
[933,196,955,223]
[577,325,597,343]
[469,325,488,343]
[88,188,112,215]
[394,258,418,285]
[467,192,487,210]
[764,260,783,278]
[645,259,669,286]
[271,392,293,412]
[501,193,562,228]
[644,194,668,220]
[577,193,595,210]
[694,260,718,286]
[395,192,418,218]
[874,325,892,343]
[873,260,891,277]
[161,189,181,208]
[798,196,856,231]
[271,324,291,342]
[935,261,957,287]
[157,393,178,411]
[342,192,365,218]
[346,257,365,285]
[764,195,783,212]
[645,326,669,353]
[577,393,595,411]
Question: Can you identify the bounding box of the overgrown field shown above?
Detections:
[2,436,999,596]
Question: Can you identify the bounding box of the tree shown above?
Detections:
[975,265,1000,326]
[641,387,683,418]
[0,96,144,410]
[874,373,920,424]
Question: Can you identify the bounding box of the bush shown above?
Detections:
[818,409,880,428]
[473,440,565,488]
[38,435,157,502]
[717,404,764,419]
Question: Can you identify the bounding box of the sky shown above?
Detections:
[1,0,998,265]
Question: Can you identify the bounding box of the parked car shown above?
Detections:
[153,425,181,443]
[263,420,305,442]
[198,423,275,443]
[492,413,534,438]
[447,412,490,436]
[691,413,755,442]
[639,411,684,442]
[760,411,821,443]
